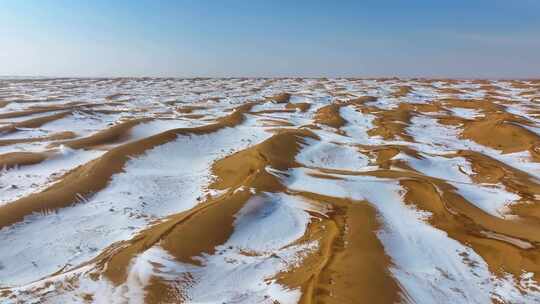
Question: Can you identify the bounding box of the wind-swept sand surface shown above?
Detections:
[1,77,540,303]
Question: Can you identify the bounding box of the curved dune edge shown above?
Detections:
[365,103,415,141]
[400,178,540,281]
[0,151,48,169]
[50,118,152,149]
[100,130,311,284]
[286,102,311,112]
[0,131,76,147]
[0,101,91,119]
[391,85,413,98]
[462,115,540,156]
[0,103,254,229]
[315,161,540,243]
[278,192,404,304]
[293,134,540,284]
[267,92,292,103]
[310,162,540,282]
[314,104,346,128]
[176,105,207,114]
[60,130,405,304]
[0,111,72,135]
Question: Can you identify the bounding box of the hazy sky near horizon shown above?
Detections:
[1,0,539,78]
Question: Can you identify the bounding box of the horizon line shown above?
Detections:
[1,75,539,81]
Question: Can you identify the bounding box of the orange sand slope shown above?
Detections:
[0,77,540,303]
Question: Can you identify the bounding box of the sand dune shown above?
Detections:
[0,151,47,169]
[1,77,540,303]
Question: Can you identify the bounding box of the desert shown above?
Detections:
[0,77,540,303]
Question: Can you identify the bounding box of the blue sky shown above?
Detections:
[1,0,539,78]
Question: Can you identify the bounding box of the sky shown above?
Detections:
[1,0,539,78]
